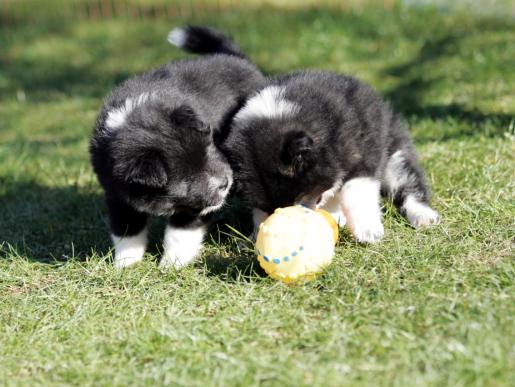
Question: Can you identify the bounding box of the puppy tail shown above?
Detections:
[167,25,246,59]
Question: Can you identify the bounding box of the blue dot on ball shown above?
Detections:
[292,251,298,257]
[283,256,289,262]
[273,258,281,264]
[264,256,270,262]
[299,246,304,251]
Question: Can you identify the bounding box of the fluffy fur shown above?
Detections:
[222,71,440,242]
[91,26,265,268]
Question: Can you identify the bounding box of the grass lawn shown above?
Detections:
[0,1,514,385]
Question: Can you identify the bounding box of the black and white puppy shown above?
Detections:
[90,27,264,269]
[223,71,440,243]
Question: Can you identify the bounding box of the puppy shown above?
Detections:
[223,71,440,243]
[90,26,265,269]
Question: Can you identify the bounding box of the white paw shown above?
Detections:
[404,196,441,228]
[341,177,383,243]
[111,230,147,269]
[160,225,205,270]
[159,251,197,270]
[407,207,440,228]
[114,255,144,269]
[350,219,385,243]
[316,184,346,226]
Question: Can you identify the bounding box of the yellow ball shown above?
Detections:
[315,208,339,243]
[255,206,338,284]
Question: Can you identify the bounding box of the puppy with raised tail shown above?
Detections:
[173,29,440,243]
[225,73,440,243]
[91,26,264,269]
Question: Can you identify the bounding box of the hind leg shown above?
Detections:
[383,149,440,227]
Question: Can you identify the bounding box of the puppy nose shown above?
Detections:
[218,177,229,191]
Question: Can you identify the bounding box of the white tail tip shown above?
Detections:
[167,28,187,48]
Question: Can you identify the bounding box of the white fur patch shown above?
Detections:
[199,174,232,216]
[204,174,232,211]
[199,202,224,217]
[234,86,299,123]
[384,150,415,196]
[160,225,206,269]
[316,182,342,208]
[342,177,384,243]
[167,28,187,48]
[105,92,151,130]
[403,195,440,228]
[317,186,346,226]
[111,228,148,269]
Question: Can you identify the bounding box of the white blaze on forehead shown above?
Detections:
[105,92,151,130]
[234,86,300,122]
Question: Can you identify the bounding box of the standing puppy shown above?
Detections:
[223,71,440,243]
[90,27,264,269]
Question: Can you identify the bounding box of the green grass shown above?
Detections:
[1,1,514,386]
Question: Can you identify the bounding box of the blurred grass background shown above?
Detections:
[0,0,514,386]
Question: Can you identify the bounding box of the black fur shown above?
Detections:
[223,71,432,215]
[172,25,246,59]
[90,28,265,266]
[170,26,439,242]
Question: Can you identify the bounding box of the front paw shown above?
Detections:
[111,232,147,269]
[160,225,205,270]
[159,240,203,270]
[114,255,144,269]
[350,219,384,244]
[159,251,197,270]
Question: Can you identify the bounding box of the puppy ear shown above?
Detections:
[280,131,314,176]
[168,105,210,134]
[114,149,168,188]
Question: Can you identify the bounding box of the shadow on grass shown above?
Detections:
[0,49,132,101]
[1,5,512,130]
[0,179,258,274]
[0,22,156,102]
[398,102,513,143]
[2,6,513,270]
[198,199,267,281]
[200,254,267,282]
[0,180,108,264]
[383,32,514,142]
